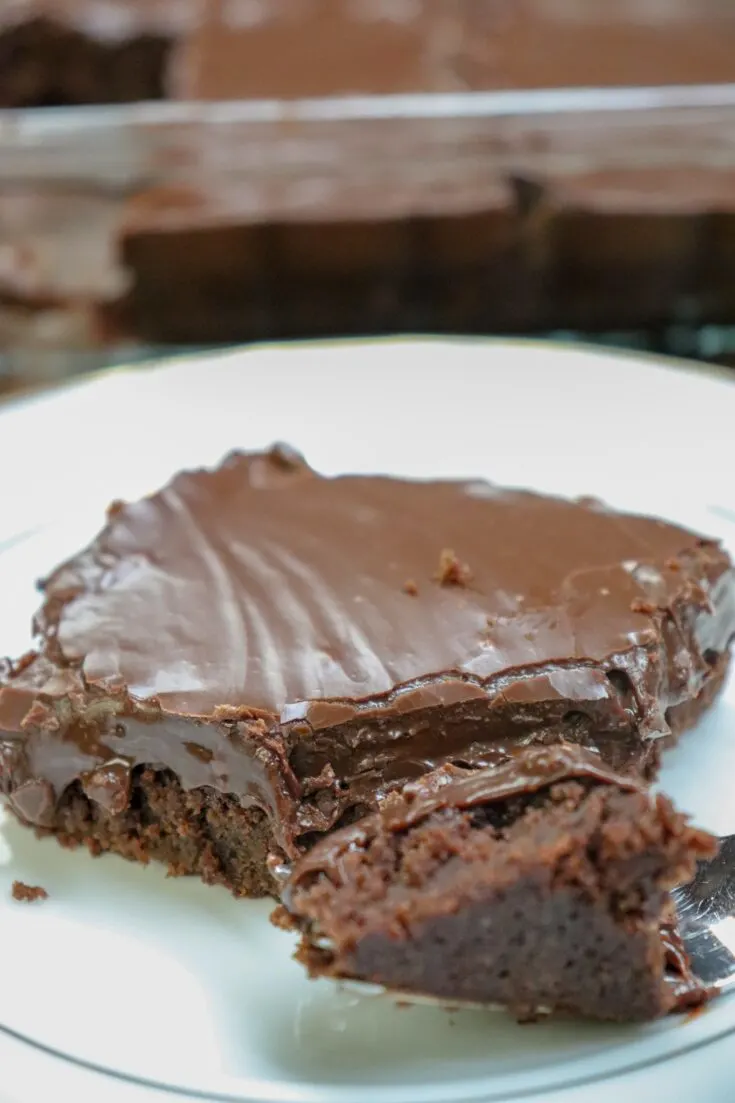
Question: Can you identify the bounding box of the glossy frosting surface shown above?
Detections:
[1,447,733,852]
[34,448,730,724]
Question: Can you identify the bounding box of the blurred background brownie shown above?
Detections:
[0,16,170,107]
[2,2,735,383]
[2,2,735,108]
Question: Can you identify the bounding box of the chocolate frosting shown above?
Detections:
[1,447,733,856]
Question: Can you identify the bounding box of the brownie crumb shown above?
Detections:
[631,598,657,615]
[270,903,292,930]
[267,442,304,470]
[403,579,419,596]
[12,881,48,903]
[213,704,267,724]
[7,650,37,678]
[434,548,472,588]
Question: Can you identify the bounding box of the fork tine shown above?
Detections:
[674,834,735,994]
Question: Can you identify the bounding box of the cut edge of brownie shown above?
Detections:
[0,451,733,898]
[280,749,716,1022]
[0,653,728,901]
[46,765,278,898]
[0,654,727,900]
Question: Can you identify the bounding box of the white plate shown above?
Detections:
[1,338,735,1103]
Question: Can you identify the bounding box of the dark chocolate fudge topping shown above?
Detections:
[0,448,733,858]
[286,745,647,893]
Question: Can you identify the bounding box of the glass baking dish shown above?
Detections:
[3,82,735,384]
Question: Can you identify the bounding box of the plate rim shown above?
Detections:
[1,334,732,420]
[1,336,735,1103]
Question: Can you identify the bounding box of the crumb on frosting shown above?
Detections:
[434,549,472,588]
[630,598,657,615]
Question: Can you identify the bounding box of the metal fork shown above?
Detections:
[673,834,735,993]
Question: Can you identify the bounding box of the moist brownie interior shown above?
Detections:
[281,747,717,1022]
[0,447,733,899]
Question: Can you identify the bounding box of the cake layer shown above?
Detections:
[281,747,716,1021]
[0,448,733,890]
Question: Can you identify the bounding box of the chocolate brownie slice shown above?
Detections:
[281,747,716,1022]
[0,17,169,107]
[3,4,734,107]
[0,448,732,896]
